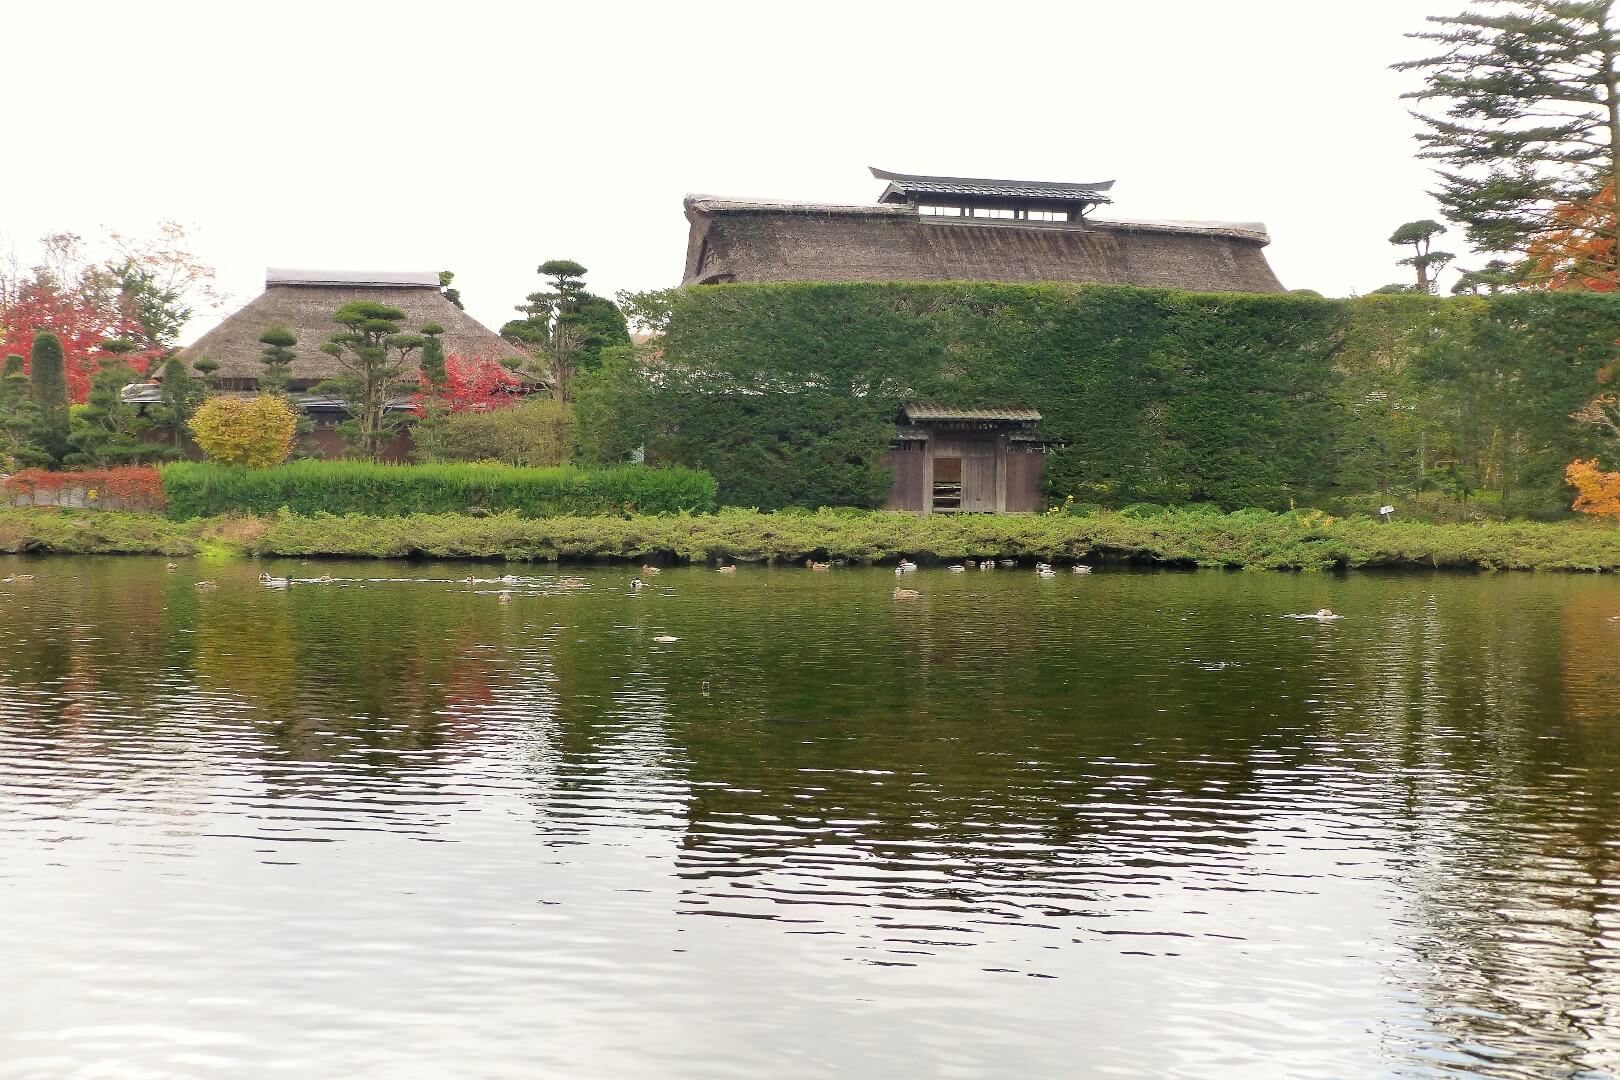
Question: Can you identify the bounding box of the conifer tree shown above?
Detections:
[0,354,46,468]
[500,260,630,401]
[1389,220,1455,293]
[28,332,71,465]
[316,301,426,458]
[418,323,448,393]
[257,325,298,396]
[438,271,464,311]
[1397,2,1620,283]
[152,355,204,447]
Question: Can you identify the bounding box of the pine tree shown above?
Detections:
[257,325,298,396]
[28,332,71,466]
[316,301,425,458]
[418,323,448,393]
[1389,220,1455,293]
[500,260,630,402]
[438,271,464,311]
[1396,2,1620,284]
[151,355,204,447]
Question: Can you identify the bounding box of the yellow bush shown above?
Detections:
[188,396,297,468]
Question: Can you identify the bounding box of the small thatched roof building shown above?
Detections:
[185,269,529,390]
[682,167,1285,293]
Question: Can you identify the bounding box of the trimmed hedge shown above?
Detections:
[577,283,1620,513]
[158,460,717,520]
[9,505,1620,571]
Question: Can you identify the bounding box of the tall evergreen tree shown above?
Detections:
[500,260,629,401]
[28,332,71,465]
[0,354,46,468]
[1397,2,1620,284]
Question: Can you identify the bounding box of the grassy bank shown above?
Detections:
[7,506,1620,571]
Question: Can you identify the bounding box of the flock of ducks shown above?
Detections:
[6,559,1346,623]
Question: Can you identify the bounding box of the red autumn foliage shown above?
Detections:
[0,286,159,403]
[415,354,522,413]
[1,466,166,508]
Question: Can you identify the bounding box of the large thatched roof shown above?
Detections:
[184,270,529,388]
[681,196,1285,294]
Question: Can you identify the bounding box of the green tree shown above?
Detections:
[149,355,205,448]
[257,325,298,396]
[0,354,46,468]
[114,261,190,352]
[501,259,630,402]
[1396,2,1620,282]
[316,301,426,459]
[1389,219,1455,293]
[1452,259,1523,295]
[417,323,447,392]
[191,356,220,390]
[66,341,158,465]
[438,271,464,311]
[27,331,71,466]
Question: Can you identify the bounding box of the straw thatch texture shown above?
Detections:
[184,281,529,388]
[682,199,1285,293]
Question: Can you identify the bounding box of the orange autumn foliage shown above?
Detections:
[1566,458,1620,520]
[1526,180,1618,292]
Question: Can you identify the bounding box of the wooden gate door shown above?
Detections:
[962,452,997,512]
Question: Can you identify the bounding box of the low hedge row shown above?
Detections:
[8,506,1620,571]
[158,461,717,520]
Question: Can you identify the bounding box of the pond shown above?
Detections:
[2,556,1619,1079]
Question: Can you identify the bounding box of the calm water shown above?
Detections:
[2,556,1620,1079]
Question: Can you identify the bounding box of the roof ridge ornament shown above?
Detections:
[265,268,440,288]
[869,167,1115,205]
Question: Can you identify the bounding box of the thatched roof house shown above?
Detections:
[682,167,1285,293]
[185,269,529,390]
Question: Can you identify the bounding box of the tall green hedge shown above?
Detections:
[576,283,1620,512]
[159,460,716,520]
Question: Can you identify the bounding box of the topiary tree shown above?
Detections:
[316,301,426,459]
[417,323,447,392]
[1388,220,1454,294]
[188,395,297,468]
[65,341,161,465]
[191,356,220,390]
[257,325,298,396]
[501,259,630,402]
[150,354,205,448]
[27,331,72,467]
[0,354,47,469]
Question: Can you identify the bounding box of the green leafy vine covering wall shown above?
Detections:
[577,283,1620,514]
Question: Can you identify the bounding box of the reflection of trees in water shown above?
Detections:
[653,574,1366,923]
[1342,578,1620,1073]
[529,593,685,844]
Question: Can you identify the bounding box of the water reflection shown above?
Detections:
[1,557,1619,1078]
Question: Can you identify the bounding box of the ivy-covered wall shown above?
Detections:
[576,283,1620,513]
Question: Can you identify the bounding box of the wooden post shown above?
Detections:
[995,432,1009,512]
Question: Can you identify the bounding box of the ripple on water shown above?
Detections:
[1,560,1619,1077]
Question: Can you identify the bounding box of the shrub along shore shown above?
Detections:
[6,506,1620,571]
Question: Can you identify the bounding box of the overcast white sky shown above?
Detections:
[6,0,1468,341]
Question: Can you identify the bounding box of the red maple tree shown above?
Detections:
[415,354,521,412]
[0,286,157,402]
